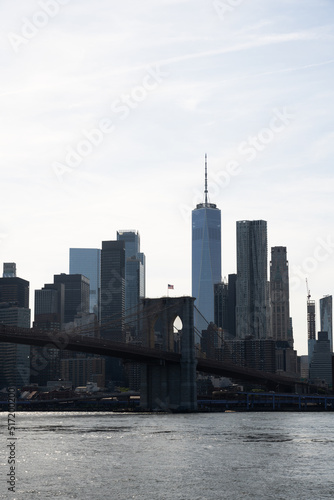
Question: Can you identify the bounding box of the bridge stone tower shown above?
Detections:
[140,296,197,412]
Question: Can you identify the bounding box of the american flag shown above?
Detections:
[168,284,174,289]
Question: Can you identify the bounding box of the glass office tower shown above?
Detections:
[192,156,221,337]
[69,248,101,317]
[320,295,332,352]
[236,220,268,339]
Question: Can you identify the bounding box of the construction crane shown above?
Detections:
[306,278,311,301]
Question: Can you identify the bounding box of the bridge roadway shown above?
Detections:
[0,325,300,389]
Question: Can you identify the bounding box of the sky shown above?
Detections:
[1,0,334,356]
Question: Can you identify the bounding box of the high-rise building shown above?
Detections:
[192,155,221,336]
[307,286,316,364]
[100,240,126,386]
[53,274,90,324]
[236,220,269,339]
[32,282,65,385]
[117,230,146,333]
[0,266,30,388]
[100,240,125,338]
[270,247,293,346]
[227,274,237,338]
[309,331,332,386]
[0,276,29,308]
[69,248,101,317]
[214,274,237,340]
[214,281,228,332]
[320,295,332,352]
[34,282,65,330]
[117,230,140,260]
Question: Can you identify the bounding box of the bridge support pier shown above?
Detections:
[140,297,197,412]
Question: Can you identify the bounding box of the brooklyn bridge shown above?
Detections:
[0,296,305,411]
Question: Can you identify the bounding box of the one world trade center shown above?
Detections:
[192,155,221,338]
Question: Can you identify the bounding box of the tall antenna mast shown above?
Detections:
[204,153,208,205]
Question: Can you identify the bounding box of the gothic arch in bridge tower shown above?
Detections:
[139,296,197,412]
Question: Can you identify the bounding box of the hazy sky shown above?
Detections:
[1,0,334,355]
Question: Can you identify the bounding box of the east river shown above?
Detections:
[1,411,334,499]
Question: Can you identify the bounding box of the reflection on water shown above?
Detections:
[243,433,293,442]
[3,412,334,500]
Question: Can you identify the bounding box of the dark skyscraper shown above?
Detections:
[320,295,332,352]
[192,155,221,336]
[214,275,237,339]
[270,246,293,346]
[100,240,125,340]
[0,264,30,388]
[100,240,126,386]
[117,230,146,326]
[32,282,65,385]
[236,220,268,339]
[34,282,65,330]
[53,273,90,324]
[0,276,29,308]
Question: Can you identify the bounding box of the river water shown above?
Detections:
[1,411,334,499]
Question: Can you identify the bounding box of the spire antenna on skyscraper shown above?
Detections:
[204,153,208,205]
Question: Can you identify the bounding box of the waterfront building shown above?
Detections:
[61,356,105,388]
[236,220,269,339]
[309,332,332,387]
[192,155,221,337]
[0,265,30,388]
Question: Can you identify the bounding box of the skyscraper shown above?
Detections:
[309,331,332,386]
[53,273,90,324]
[192,155,221,336]
[307,282,316,365]
[236,220,269,339]
[0,264,30,388]
[117,230,146,325]
[117,230,140,260]
[214,274,237,339]
[69,248,101,317]
[320,295,332,352]
[270,246,293,345]
[100,240,126,387]
[100,240,125,340]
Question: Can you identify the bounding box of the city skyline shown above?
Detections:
[1,1,334,356]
